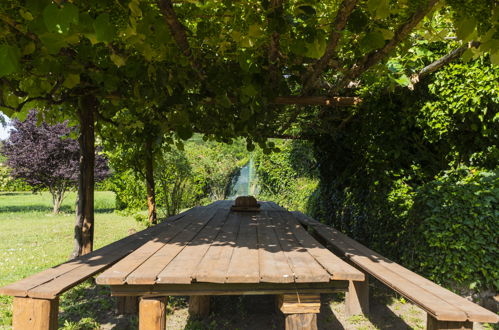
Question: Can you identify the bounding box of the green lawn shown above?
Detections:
[0,191,145,328]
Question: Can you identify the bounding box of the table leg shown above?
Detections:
[277,293,321,330]
[345,277,369,316]
[139,296,167,330]
[189,295,211,318]
[427,314,473,330]
[13,297,58,330]
[116,296,138,315]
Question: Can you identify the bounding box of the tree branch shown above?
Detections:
[338,0,440,90]
[274,96,361,106]
[267,0,284,90]
[302,0,358,93]
[157,0,203,79]
[0,13,37,40]
[409,41,480,88]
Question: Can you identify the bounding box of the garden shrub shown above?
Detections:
[403,167,499,293]
[0,165,31,192]
[105,169,146,213]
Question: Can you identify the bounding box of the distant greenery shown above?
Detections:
[254,140,318,213]
[0,165,31,192]
[104,138,248,219]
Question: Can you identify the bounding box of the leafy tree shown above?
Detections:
[156,148,197,217]
[1,110,108,213]
[0,0,496,256]
[0,164,32,192]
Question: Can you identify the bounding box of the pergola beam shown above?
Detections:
[274,96,362,107]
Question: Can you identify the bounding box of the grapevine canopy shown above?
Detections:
[0,0,497,147]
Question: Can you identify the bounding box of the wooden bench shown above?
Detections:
[0,206,208,330]
[292,211,499,330]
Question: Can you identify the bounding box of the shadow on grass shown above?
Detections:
[0,192,32,196]
[59,280,137,329]
[0,205,115,214]
[182,295,283,330]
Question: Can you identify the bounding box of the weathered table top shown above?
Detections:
[96,201,363,291]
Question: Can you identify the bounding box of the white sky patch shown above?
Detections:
[0,112,12,140]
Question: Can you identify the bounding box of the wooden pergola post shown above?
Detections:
[277,293,321,330]
[139,296,167,330]
[13,297,59,330]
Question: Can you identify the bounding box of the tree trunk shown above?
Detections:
[71,95,96,258]
[52,192,63,214]
[51,182,67,214]
[145,137,157,225]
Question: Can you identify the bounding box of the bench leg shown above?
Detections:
[345,277,369,316]
[188,295,211,318]
[13,297,59,330]
[426,314,473,330]
[139,296,167,330]
[278,294,321,330]
[116,296,139,315]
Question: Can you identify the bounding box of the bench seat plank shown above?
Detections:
[0,210,191,299]
[285,214,364,281]
[292,211,499,324]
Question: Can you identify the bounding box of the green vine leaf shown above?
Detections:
[43,3,79,34]
[0,45,21,77]
[93,13,115,42]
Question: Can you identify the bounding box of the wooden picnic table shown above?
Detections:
[96,200,364,330]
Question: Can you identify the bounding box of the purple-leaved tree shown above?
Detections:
[1,110,108,213]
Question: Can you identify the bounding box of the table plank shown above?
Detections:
[256,211,294,283]
[194,213,241,283]
[156,208,230,284]
[272,212,330,283]
[96,206,217,285]
[124,206,221,285]
[225,212,260,283]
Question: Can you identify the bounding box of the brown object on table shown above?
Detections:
[230,195,261,211]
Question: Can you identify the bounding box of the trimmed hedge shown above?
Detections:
[404,167,499,292]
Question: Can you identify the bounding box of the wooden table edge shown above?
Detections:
[108,281,349,297]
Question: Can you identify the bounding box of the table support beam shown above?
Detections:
[427,315,473,330]
[345,277,369,316]
[189,295,211,318]
[13,297,58,330]
[139,296,167,330]
[278,293,321,330]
